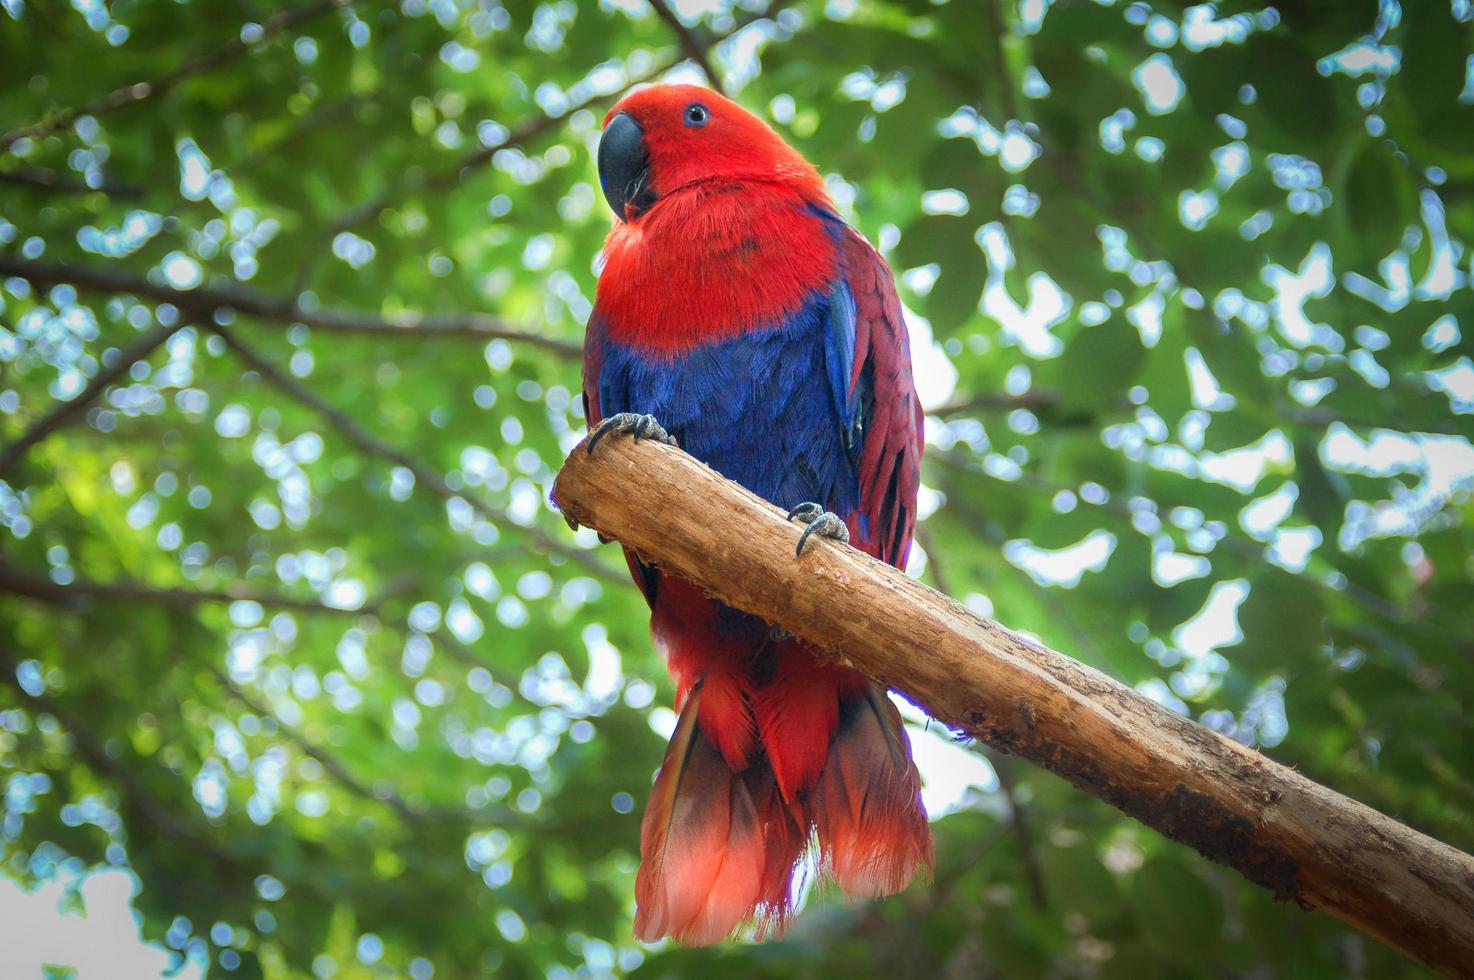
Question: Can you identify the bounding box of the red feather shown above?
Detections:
[635,683,768,944]
[810,685,934,897]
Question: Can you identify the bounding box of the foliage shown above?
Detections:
[1,0,1471,977]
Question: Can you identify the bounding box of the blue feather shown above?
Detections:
[593,290,862,524]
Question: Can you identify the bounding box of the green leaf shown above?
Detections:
[1055,317,1147,412]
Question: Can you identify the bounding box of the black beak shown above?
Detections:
[598,112,655,221]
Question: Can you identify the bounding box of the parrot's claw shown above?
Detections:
[563,511,614,545]
[787,501,850,557]
[586,413,677,455]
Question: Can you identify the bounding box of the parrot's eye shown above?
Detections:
[683,102,710,127]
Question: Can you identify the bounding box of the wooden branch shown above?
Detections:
[0,256,579,358]
[0,0,355,153]
[0,318,186,477]
[552,435,1474,979]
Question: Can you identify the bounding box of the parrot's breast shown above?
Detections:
[593,294,859,521]
[597,184,838,355]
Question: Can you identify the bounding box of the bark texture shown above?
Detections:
[553,434,1474,978]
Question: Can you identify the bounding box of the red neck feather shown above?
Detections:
[597,182,838,356]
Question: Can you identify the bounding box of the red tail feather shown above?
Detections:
[635,684,768,944]
[750,643,848,802]
[636,669,931,944]
[810,684,933,898]
[741,759,808,938]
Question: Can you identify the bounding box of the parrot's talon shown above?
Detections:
[563,512,581,531]
[587,413,677,455]
[597,531,615,545]
[786,502,823,524]
[788,501,850,556]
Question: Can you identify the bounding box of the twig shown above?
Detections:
[213,663,519,826]
[0,0,355,154]
[0,255,580,358]
[913,523,952,595]
[431,628,522,690]
[983,0,1020,123]
[934,386,1457,436]
[648,0,725,93]
[0,318,186,477]
[4,560,525,823]
[932,388,1066,419]
[207,323,621,583]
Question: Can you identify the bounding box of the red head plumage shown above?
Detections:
[603,84,829,212]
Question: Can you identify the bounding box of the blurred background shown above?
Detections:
[1,0,1472,977]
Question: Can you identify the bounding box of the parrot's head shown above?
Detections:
[597,84,825,223]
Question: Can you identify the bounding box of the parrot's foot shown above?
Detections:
[586,413,677,455]
[787,502,851,557]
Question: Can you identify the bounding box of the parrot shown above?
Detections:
[580,83,932,945]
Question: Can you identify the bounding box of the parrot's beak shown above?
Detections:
[598,111,655,221]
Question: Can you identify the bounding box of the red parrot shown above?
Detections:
[581,84,931,944]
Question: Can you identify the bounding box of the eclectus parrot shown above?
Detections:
[582,84,932,944]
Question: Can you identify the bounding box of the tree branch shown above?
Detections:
[208,323,621,583]
[211,664,517,827]
[0,0,355,154]
[552,434,1474,979]
[983,748,1049,910]
[0,166,143,197]
[0,255,579,358]
[319,61,669,241]
[0,650,232,861]
[983,0,1021,123]
[0,560,378,617]
[926,447,1461,645]
[0,317,186,477]
[932,384,1458,435]
[311,0,785,241]
[648,0,725,93]
[207,664,427,824]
